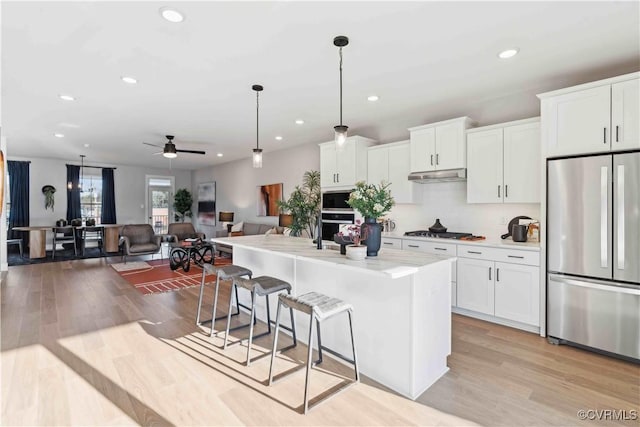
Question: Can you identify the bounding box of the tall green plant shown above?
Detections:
[277,170,321,238]
[173,188,193,222]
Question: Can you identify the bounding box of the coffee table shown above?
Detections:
[169,240,214,272]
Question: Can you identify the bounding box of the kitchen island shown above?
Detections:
[210,234,455,399]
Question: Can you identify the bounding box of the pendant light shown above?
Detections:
[79,154,85,190]
[252,84,264,168]
[333,35,349,149]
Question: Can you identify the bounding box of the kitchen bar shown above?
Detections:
[210,234,455,399]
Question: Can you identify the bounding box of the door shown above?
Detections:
[146,176,174,234]
[335,140,357,186]
[547,85,611,156]
[410,127,436,172]
[466,129,503,203]
[435,121,465,170]
[367,147,388,186]
[457,258,494,315]
[503,122,540,203]
[611,79,640,151]
[547,155,612,279]
[388,143,413,203]
[494,262,539,326]
[613,152,640,283]
[320,144,337,188]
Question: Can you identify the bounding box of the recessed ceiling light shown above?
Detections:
[217,153,223,157]
[295,120,304,125]
[367,95,379,102]
[121,76,137,84]
[54,133,64,138]
[275,136,283,141]
[160,7,184,23]
[84,144,90,148]
[498,48,519,59]
[59,94,75,101]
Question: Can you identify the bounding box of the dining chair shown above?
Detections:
[52,226,77,259]
[81,226,104,256]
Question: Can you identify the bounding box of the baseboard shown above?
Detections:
[452,307,540,334]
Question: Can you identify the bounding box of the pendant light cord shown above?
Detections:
[339,47,343,126]
[256,90,260,150]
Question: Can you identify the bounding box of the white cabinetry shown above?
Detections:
[409,117,475,172]
[320,136,376,189]
[456,244,540,329]
[367,140,421,204]
[380,237,402,250]
[402,240,457,306]
[539,73,639,157]
[467,118,540,204]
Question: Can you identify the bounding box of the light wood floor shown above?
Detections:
[1,257,638,426]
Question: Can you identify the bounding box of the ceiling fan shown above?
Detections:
[143,135,206,158]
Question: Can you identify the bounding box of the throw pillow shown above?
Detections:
[230,231,244,237]
[283,227,293,236]
[265,227,277,236]
[230,221,244,232]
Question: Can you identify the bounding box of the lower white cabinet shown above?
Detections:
[457,249,540,328]
[380,237,402,249]
[403,239,457,306]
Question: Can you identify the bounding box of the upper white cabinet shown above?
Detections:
[467,118,540,204]
[409,117,476,172]
[539,73,639,157]
[367,140,421,204]
[320,136,376,189]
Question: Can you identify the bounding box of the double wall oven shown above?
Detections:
[321,190,358,241]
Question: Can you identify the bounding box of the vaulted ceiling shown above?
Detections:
[3,1,639,169]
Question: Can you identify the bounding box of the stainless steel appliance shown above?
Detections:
[408,168,466,183]
[321,211,355,241]
[547,152,640,360]
[321,190,352,211]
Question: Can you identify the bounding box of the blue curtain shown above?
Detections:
[66,165,81,222]
[101,168,117,224]
[7,161,30,242]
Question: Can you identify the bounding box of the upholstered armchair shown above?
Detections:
[119,224,162,262]
[167,223,205,244]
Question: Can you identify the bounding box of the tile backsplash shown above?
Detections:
[386,181,540,239]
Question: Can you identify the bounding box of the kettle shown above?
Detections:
[383,219,396,233]
[511,224,529,242]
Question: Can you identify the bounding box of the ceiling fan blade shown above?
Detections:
[152,152,163,156]
[175,149,206,155]
[143,142,163,148]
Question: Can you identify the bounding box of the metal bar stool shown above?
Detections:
[268,291,359,414]
[7,239,24,258]
[224,276,297,366]
[195,263,253,335]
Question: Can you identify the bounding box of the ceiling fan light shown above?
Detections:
[164,143,177,158]
[253,148,263,168]
[163,152,177,159]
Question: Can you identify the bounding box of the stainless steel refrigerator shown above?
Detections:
[547,151,640,360]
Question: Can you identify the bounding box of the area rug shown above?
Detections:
[112,258,232,295]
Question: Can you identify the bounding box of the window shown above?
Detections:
[80,174,102,224]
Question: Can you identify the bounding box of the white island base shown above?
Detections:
[212,235,453,400]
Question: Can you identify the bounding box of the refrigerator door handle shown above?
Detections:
[549,274,640,296]
[617,164,625,270]
[600,166,608,268]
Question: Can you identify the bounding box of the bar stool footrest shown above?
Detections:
[318,345,356,365]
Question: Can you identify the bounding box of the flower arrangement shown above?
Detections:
[347,181,395,219]
[338,220,368,246]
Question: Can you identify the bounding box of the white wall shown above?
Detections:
[388,182,539,239]
[192,142,320,239]
[7,155,191,244]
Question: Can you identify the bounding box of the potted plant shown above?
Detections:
[173,188,194,222]
[277,170,320,239]
[338,220,368,260]
[347,181,395,256]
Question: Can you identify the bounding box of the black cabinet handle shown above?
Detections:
[408,244,419,248]
[616,125,619,142]
[489,267,492,281]
[505,185,508,198]
[604,127,607,144]
[436,153,439,165]
[430,154,433,166]
[337,173,339,182]
[383,242,393,245]
[498,185,501,198]
[507,255,524,259]
[468,250,482,254]
[496,268,500,282]
[434,247,447,251]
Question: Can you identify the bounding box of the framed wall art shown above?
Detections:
[197,181,216,225]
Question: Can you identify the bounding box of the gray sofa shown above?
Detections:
[215,222,281,256]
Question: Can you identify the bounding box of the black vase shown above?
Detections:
[362,217,382,257]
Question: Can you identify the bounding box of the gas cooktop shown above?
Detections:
[404,230,473,239]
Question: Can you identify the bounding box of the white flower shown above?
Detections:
[374,203,384,213]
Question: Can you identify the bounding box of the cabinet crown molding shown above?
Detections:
[537,71,639,100]
[467,117,540,134]
[408,116,476,132]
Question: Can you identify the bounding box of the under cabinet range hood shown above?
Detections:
[408,168,467,183]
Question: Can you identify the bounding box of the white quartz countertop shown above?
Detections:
[211,235,454,279]
[381,233,540,252]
